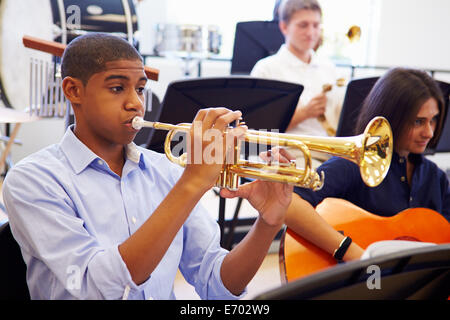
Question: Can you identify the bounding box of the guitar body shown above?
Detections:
[280,198,450,283]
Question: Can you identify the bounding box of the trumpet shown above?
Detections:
[132,116,393,191]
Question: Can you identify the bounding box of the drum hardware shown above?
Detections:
[0,136,22,145]
[153,23,222,76]
[207,25,222,55]
[154,24,221,57]
[131,115,393,190]
[23,35,159,118]
[0,107,40,174]
[50,0,138,45]
[27,58,68,118]
[22,35,159,81]
[121,0,134,44]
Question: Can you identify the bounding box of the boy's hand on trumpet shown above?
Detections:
[182,107,247,193]
[220,147,293,228]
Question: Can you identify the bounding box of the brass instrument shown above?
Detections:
[347,25,361,42]
[317,80,346,136]
[132,116,393,191]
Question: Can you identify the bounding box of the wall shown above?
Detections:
[374,0,450,72]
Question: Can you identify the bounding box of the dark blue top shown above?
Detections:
[294,152,450,222]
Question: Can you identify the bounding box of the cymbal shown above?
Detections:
[0,107,41,123]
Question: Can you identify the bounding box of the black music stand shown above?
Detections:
[434,81,450,153]
[230,21,284,75]
[146,77,303,248]
[335,77,379,138]
[336,77,450,154]
[256,244,450,300]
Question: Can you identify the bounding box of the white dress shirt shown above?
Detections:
[251,45,343,137]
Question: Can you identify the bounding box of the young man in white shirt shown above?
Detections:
[252,0,342,140]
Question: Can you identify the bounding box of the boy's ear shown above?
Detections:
[279,20,288,37]
[62,76,83,105]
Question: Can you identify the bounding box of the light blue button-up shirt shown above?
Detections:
[3,126,244,300]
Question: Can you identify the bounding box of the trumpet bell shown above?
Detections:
[359,117,393,187]
[347,25,361,42]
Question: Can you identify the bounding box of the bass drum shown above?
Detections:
[49,0,138,46]
[0,0,53,110]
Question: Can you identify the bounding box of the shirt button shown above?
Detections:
[410,196,413,202]
[132,216,137,224]
[97,159,104,165]
[400,176,406,182]
[399,158,404,164]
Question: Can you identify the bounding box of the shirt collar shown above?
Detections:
[60,125,145,174]
[278,44,318,68]
[392,151,424,165]
[408,153,424,165]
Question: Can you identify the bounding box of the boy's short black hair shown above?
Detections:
[61,33,143,85]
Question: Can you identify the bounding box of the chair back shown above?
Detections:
[230,21,284,75]
[0,222,30,300]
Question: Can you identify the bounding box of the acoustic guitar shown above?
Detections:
[280,198,450,283]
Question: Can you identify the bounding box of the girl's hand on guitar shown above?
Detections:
[220,180,292,228]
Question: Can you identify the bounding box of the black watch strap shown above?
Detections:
[333,236,352,262]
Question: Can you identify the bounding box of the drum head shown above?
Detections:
[0,0,53,110]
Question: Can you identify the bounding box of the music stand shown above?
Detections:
[147,77,302,152]
[336,77,450,154]
[230,21,284,75]
[335,77,379,138]
[146,77,303,248]
[255,244,450,300]
[434,81,450,153]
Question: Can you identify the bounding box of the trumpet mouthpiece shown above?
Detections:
[132,116,144,130]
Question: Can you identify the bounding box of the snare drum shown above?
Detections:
[154,24,222,57]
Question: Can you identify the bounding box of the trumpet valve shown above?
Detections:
[290,160,296,168]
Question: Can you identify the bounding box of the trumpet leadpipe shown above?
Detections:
[132,116,186,132]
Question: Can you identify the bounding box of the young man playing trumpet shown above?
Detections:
[2,33,292,300]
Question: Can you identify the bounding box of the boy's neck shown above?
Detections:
[286,44,312,64]
[97,145,126,177]
[73,126,126,177]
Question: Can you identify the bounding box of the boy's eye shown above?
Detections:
[136,87,145,94]
[111,86,123,93]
